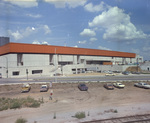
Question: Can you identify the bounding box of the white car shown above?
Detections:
[40,85,49,92]
[113,83,125,88]
[134,82,150,89]
[105,73,116,76]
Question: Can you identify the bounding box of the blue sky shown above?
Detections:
[0,0,150,60]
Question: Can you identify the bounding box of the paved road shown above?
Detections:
[0,74,150,84]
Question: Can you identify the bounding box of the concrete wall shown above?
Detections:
[23,54,49,66]
[0,53,141,78]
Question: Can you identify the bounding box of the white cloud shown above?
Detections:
[43,25,51,34]
[8,30,23,40]
[32,40,40,44]
[78,40,87,44]
[84,1,105,12]
[89,6,147,42]
[8,27,37,40]
[42,41,49,45]
[8,25,51,40]
[3,0,38,8]
[98,46,111,51]
[80,29,96,37]
[73,45,78,48]
[26,13,42,18]
[44,0,87,8]
[90,37,97,42]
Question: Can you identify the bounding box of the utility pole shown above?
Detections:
[26,69,28,80]
[137,57,139,72]
[55,48,57,82]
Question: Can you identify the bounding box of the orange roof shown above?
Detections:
[0,43,136,58]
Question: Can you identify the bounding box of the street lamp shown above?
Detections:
[55,48,57,83]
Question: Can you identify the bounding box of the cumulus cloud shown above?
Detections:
[78,40,87,44]
[32,40,40,44]
[80,29,96,37]
[8,26,36,40]
[44,0,87,8]
[42,41,49,45]
[89,6,147,42]
[8,25,51,40]
[98,46,111,51]
[3,0,38,8]
[8,30,23,40]
[84,1,106,12]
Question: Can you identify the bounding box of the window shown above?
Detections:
[32,70,43,74]
[13,71,19,76]
[17,54,23,66]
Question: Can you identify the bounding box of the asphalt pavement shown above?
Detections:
[0,74,150,85]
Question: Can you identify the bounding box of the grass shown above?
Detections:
[0,96,43,111]
[15,117,27,123]
[75,111,86,119]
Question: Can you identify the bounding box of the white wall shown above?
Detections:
[23,54,49,66]
[58,55,74,62]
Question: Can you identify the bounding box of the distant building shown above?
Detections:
[140,61,150,71]
[0,37,10,46]
[0,38,143,78]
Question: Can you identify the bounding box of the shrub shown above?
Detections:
[30,101,40,108]
[0,96,43,111]
[114,109,118,113]
[10,101,21,109]
[75,112,86,119]
[15,117,27,123]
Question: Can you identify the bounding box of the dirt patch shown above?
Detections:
[0,81,150,123]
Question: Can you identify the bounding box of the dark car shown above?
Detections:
[78,83,88,91]
[104,83,114,90]
[122,71,130,75]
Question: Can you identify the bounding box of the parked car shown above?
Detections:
[105,72,116,76]
[21,83,31,93]
[134,82,150,89]
[104,83,114,90]
[78,83,88,91]
[122,71,130,75]
[131,71,141,74]
[40,85,49,92]
[113,83,125,88]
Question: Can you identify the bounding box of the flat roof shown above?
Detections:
[0,43,136,58]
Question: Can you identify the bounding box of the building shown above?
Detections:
[140,61,150,71]
[0,38,142,78]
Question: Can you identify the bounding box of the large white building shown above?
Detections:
[0,37,143,78]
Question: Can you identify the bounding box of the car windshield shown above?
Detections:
[107,84,112,86]
[42,86,47,88]
[81,84,86,87]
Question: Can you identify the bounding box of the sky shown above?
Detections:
[0,0,150,60]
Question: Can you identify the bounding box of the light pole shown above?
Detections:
[55,48,57,83]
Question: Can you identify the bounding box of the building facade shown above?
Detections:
[0,41,143,78]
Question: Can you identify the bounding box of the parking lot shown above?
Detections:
[0,81,150,123]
